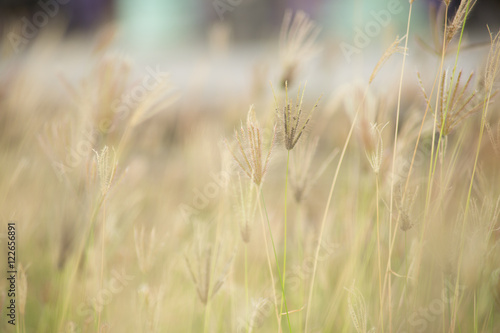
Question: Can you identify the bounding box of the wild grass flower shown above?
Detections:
[419,70,484,136]
[364,122,388,175]
[134,226,157,274]
[345,282,368,333]
[484,28,500,92]
[273,82,320,151]
[444,0,477,49]
[486,120,500,156]
[225,106,276,187]
[395,183,419,232]
[94,146,118,196]
[279,10,321,87]
[138,283,165,333]
[184,232,234,305]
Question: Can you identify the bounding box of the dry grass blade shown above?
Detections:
[369,35,407,83]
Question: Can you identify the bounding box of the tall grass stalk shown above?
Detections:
[96,200,107,332]
[304,86,367,332]
[383,3,413,332]
[280,150,290,321]
[258,188,292,332]
[375,175,384,332]
[450,70,496,333]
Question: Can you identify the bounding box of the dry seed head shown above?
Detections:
[445,0,477,48]
[279,9,321,87]
[94,146,118,195]
[485,27,500,92]
[345,282,367,333]
[225,106,276,186]
[395,184,419,232]
[486,120,500,156]
[184,231,234,305]
[134,226,157,274]
[365,122,388,174]
[369,35,407,83]
[420,69,483,135]
[273,82,320,151]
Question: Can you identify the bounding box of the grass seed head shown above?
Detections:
[420,69,484,136]
[445,0,477,49]
[279,10,321,87]
[226,106,276,186]
[485,28,500,92]
[274,82,320,151]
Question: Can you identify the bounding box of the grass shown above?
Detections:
[1,2,500,333]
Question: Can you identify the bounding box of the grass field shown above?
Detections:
[1,1,500,332]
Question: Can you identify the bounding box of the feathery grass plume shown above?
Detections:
[279,9,321,87]
[485,28,500,92]
[395,183,419,232]
[369,35,407,84]
[486,120,500,156]
[445,0,476,48]
[289,136,338,203]
[138,283,165,333]
[94,146,118,196]
[134,226,157,274]
[184,230,234,305]
[419,70,484,136]
[273,82,321,151]
[225,106,276,186]
[365,122,388,175]
[345,282,368,333]
[470,196,500,233]
[247,297,271,333]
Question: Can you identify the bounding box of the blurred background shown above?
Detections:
[0,0,500,48]
[1,0,499,43]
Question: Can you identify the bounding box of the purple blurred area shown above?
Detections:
[0,0,499,37]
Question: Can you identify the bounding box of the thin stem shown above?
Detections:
[256,186,284,331]
[280,151,290,318]
[375,175,384,332]
[97,199,107,332]
[245,244,249,333]
[259,188,292,332]
[385,4,413,332]
[304,85,367,332]
[450,85,493,333]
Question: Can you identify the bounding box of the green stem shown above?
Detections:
[260,189,292,332]
[245,244,249,333]
[281,151,290,318]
